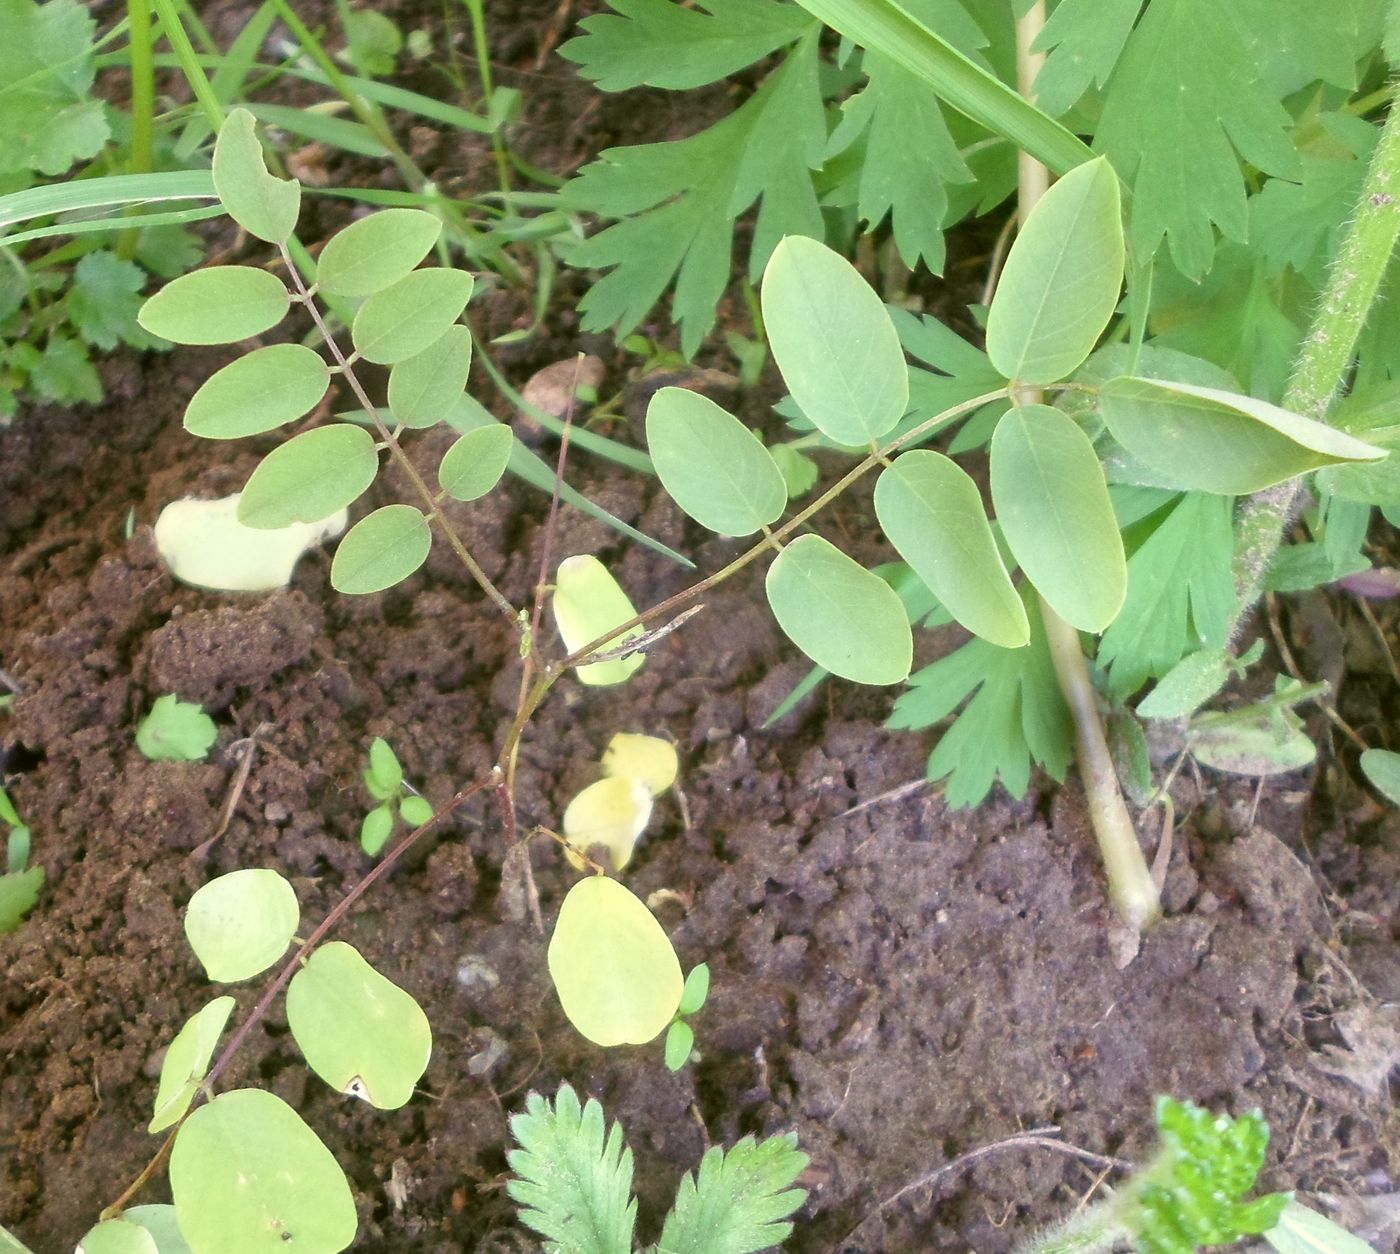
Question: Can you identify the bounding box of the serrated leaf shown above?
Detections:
[286,942,431,1109]
[646,387,786,536]
[985,157,1123,385]
[560,0,812,91]
[437,424,513,501]
[351,268,473,365]
[136,695,217,762]
[1098,492,1234,698]
[68,251,154,352]
[765,534,912,685]
[149,996,236,1133]
[508,1084,636,1254]
[237,425,378,529]
[1030,0,1140,116]
[657,1133,809,1254]
[170,1089,357,1253]
[551,554,646,686]
[183,344,330,440]
[762,235,907,445]
[212,108,300,245]
[1306,381,1400,506]
[138,266,290,345]
[894,307,1010,431]
[1100,378,1385,494]
[0,866,43,934]
[184,869,299,983]
[331,504,431,595]
[1265,1200,1378,1253]
[548,876,683,1046]
[990,405,1126,632]
[874,450,1027,648]
[890,588,1072,807]
[0,0,109,177]
[388,324,472,429]
[566,33,826,356]
[30,335,101,405]
[316,207,441,297]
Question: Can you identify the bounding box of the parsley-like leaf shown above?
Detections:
[30,335,100,405]
[657,1133,809,1254]
[67,250,158,352]
[507,1085,635,1254]
[1098,492,1234,699]
[565,32,826,356]
[1031,0,1140,118]
[890,590,1072,807]
[0,0,110,177]
[559,0,813,92]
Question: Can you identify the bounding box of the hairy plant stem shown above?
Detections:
[277,243,521,627]
[1015,1,1159,935]
[1230,85,1400,637]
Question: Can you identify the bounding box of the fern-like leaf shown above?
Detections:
[507,1084,637,1254]
[654,1133,808,1254]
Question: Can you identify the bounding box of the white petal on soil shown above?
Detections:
[153,494,347,592]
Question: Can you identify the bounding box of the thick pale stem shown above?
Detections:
[1231,87,1400,633]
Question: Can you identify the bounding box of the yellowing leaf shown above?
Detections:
[562,776,654,873]
[551,555,645,687]
[601,733,678,796]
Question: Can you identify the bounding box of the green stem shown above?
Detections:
[150,0,226,130]
[1230,86,1400,635]
[459,0,513,198]
[119,0,157,260]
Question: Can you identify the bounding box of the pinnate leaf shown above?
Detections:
[138,266,290,345]
[646,387,786,536]
[331,504,431,595]
[990,405,1126,633]
[237,424,378,529]
[985,157,1123,386]
[765,534,912,685]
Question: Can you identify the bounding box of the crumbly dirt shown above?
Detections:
[5,3,1400,1252]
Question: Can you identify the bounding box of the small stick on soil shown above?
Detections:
[842,1128,1133,1244]
[839,778,928,821]
[191,725,268,860]
[0,666,22,695]
[1265,593,1369,752]
[1355,596,1400,688]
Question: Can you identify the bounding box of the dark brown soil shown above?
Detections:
[5,4,1400,1253]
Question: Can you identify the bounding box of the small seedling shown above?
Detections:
[664,963,710,1072]
[136,695,217,763]
[509,1083,807,1254]
[0,786,42,934]
[361,737,433,856]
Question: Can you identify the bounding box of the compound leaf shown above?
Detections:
[184,868,299,984]
[138,265,290,345]
[658,1133,809,1254]
[762,234,908,445]
[351,268,473,365]
[170,1089,356,1254]
[548,876,683,1046]
[388,324,472,429]
[990,405,1126,633]
[286,941,431,1110]
[237,424,378,529]
[765,534,912,685]
[316,207,441,297]
[212,108,299,245]
[560,0,812,91]
[985,157,1124,386]
[149,996,236,1134]
[508,1084,636,1254]
[646,387,786,536]
[183,344,330,441]
[874,450,1027,648]
[330,504,431,595]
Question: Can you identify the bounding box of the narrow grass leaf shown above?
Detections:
[548,876,683,1046]
[765,534,912,685]
[183,343,329,440]
[211,108,299,244]
[986,158,1124,385]
[149,996,236,1133]
[286,942,431,1110]
[331,504,431,595]
[1100,377,1386,494]
[990,405,1126,632]
[646,387,786,536]
[388,325,472,429]
[351,269,474,365]
[238,425,378,530]
[184,869,299,984]
[170,1089,357,1254]
[761,236,907,445]
[316,207,442,297]
[138,266,289,344]
[438,424,513,501]
[874,450,1028,648]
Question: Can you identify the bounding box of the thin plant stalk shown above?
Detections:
[1230,85,1400,633]
[459,0,514,198]
[119,0,157,260]
[150,0,226,131]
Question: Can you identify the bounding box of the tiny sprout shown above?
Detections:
[664,963,710,1073]
[136,695,217,762]
[360,737,433,856]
